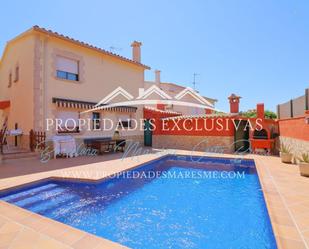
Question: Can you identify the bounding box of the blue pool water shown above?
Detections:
[0,156,277,249]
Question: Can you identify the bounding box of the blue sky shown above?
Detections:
[1,0,308,112]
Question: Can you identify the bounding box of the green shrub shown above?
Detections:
[299,153,309,163]
[280,143,291,154]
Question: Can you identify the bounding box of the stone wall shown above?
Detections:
[279,136,309,158]
[153,135,234,153]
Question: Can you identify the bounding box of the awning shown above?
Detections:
[0,100,10,110]
[52,97,137,113]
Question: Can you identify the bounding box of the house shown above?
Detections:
[0,26,150,150]
[144,70,217,115]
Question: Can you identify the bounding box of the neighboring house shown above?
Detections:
[0,26,150,149]
[144,70,217,115]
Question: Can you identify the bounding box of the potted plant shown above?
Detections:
[298,153,309,177]
[279,143,293,163]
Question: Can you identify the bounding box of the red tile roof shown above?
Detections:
[32,26,150,70]
[144,106,182,115]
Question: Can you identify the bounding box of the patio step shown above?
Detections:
[2,151,39,161]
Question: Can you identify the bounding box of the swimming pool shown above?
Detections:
[0,155,277,249]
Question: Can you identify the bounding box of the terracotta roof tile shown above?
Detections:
[161,113,236,121]
[32,25,150,70]
[144,106,182,115]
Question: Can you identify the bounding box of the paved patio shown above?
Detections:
[0,151,308,249]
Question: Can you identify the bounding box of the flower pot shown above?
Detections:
[299,163,309,177]
[280,152,293,163]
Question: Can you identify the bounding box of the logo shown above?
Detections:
[83,86,216,113]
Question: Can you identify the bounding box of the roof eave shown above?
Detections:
[31,26,150,70]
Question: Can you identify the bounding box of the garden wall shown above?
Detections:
[279,114,309,157]
[152,135,234,153]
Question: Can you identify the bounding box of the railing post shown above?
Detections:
[29,130,46,152]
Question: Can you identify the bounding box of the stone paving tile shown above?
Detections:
[71,234,110,249]
[55,227,85,246]
[34,234,72,249]
[9,227,40,248]
[0,221,23,248]
[276,236,307,249]
[273,224,303,241]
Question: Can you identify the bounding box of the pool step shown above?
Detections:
[1,183,79,217]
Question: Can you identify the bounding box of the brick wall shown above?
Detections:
[279,117,309,142]
[279,115,309,157]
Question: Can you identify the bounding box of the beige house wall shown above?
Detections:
[35,33,145,139]
[0,28,147,150]
[0,35,35,148]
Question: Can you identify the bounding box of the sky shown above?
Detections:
[0,0,308,112]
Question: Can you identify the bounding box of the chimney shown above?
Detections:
[155,70,161,84]
[257,103,265,119]
[131,41,142,63]
[228,94,241,114]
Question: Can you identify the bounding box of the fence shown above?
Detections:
[29,130,46,152]
[277,88,309,119]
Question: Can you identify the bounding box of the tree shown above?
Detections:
[264,110,277,119]
[240,109,277,119]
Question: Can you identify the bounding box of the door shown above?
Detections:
[144,119,152,146]
[234,120,250,152]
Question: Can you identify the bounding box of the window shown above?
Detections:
[56,56,79,81]
[56,111,80,133]
[8,72,12,88]
[118,115,131,129]
[119,120,131,128]
[56,70,79,81]
[92,112,101,130]
[14,65,19,82]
